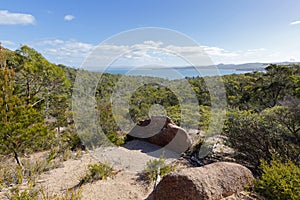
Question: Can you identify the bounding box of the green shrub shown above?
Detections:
[255,158,300,200]
[223,108,300,173]
[190,137,204,157]
[80,163,115,184]
[61,131,85,151]
[106,132,126,146]
[6,186,82,200]
[144,157,175,182]
[0,163,19,187]
[0,154,63,190]
[40,187,82,200]
[22,157,63,182]
[6,186,39,200]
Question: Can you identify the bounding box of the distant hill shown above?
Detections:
[173,62,300,71]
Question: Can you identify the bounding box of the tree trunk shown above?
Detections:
[13,149,22,166]
[26,79,31,104]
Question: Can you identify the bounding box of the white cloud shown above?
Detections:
[0,10,35,25]
[28,39,95,66]
[0,40,18,50]
[64,15,75,21]
[290,20,300,25]
[0,40,16,46]
[201,46,239,57]
[143,40,163,48]
[26,39,300,67]
[246,48,266,53]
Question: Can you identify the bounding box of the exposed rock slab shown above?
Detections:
[92,140,178,173]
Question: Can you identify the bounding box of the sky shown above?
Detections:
[1,0,300,67]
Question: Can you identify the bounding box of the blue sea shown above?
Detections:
[105,68,257,80]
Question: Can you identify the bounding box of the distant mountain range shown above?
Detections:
[173,62,300,71]
[109,62,300,72]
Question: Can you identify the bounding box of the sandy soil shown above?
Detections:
[81,171,153,200]
[35,140,164,199]
[37,153,98,194]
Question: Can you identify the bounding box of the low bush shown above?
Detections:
[41,187,82,200]
[80,163,115,184]
[60,131,85,151]
[0,154,63,191]
[223,108,300,173]
[255,158,300,200]
[6,186,40,200]
[144,157,175,182]
[106,132,126,146]
[6,186,82,200]
[0,163,22,188]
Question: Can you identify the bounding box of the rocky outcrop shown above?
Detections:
[153,162,254,200]
[128,116,192,153]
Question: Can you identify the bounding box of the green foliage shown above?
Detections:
[0,67,54,165]
[144,157,175,182]
[129,83,181,123]
[0,163,22,188]
[64,132,84,151]
[59,127,85,151]
[106,132,126,146]
[224,110,273,170]
[11,46,71,134]
[224,103,300,173]
[190,137,205,157]
[6,185,82,200]
[255,158,300,200]
[198,105,211,131]
[263,100,300,137]
[7,187,40,200]
[80,163,115,184]
[0,155,63,190]
[14,45,70,101]
[188,76,210,106]
[40,187,82,200]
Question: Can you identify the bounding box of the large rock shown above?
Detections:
[153,162,254,200]
[128,116,192,153]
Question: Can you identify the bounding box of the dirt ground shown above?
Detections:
[0,138,249,200]
[36,140,163,199]
[36,151,154,200]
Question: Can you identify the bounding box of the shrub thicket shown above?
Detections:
[255,158,300,200]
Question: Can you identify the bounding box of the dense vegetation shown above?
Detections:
[255,158,300,200]
[0,45,299,198]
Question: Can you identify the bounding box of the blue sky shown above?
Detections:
[1,0,300,67]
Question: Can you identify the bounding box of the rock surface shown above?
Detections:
[92,140,179,173]
[128,116,192,153]
[153,162,254,200]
